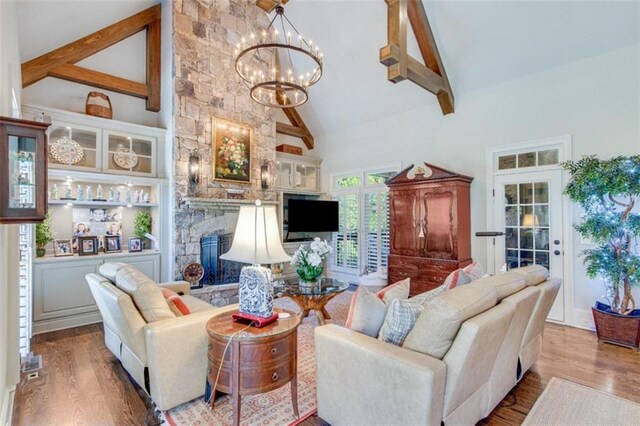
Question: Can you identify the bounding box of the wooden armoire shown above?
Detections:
[387,163,473,295]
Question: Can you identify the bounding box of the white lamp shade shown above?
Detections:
[220,203,292,265]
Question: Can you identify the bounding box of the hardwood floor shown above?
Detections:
[12,322,640,425]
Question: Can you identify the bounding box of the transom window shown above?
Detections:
[498,148,559,171]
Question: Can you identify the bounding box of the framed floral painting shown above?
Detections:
[212,118,253,184]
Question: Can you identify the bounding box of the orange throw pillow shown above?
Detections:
[161,288,191,316]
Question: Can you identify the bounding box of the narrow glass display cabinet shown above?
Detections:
[0,117,50,223]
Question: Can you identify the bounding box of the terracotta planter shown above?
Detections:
[592,302,640,350]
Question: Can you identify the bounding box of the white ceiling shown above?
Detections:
[15,0,640,137]
[284,0,640,136]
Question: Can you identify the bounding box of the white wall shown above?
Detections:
[316,45,640,329]
[0,1,23,422]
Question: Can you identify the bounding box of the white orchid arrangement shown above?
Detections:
[291,237,333,283]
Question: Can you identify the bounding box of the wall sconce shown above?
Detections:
[261,162,270,190]
[189,154,200,185]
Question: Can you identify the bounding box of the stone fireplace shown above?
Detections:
[171,1,280,305]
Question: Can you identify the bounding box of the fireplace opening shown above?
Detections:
[200,234,243,285]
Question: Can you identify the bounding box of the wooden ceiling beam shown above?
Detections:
[276,122,307,139]
[380,0,454,115]
[21,4,162,112]
[48,64,149,98]
[407,0,454,114]
[281,107,314,150]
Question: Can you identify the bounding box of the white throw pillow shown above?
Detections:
[376,278,411,303]
[345,286,389,337]
[443,269,476,290]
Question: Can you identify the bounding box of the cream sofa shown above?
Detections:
[315,265,560,426]
[86,262,235,411]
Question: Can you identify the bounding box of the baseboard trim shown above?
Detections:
[32,312,103,335]
[1,385,15,426]
[571,308,596,331]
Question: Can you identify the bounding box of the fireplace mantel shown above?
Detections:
[181,197,278,210]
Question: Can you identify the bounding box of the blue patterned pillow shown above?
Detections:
[377,298,425,346]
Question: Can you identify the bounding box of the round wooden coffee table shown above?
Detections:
[274,277,349,325]
[206,308,302,426]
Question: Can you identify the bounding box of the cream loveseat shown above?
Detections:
[315,265,560,426]
[86,262,235,411]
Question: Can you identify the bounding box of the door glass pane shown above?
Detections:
[535,205,550,227]
[519,183,534,204]
[505,184,518,204]
[538,149,559,166]
[520,206,534,226]
[506,249,519,269]
[505,227,518,249]
[505,206,518,226]
[518,152,536,168]
[535,228,550,250]
[519,250,534,266]
[535,251,550,269]
[520,229,534,249]
[534,182,549,203]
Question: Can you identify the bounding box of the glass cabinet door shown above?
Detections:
[276,160,294,188]
[48,123,100,170]
[1,118,49,223]
[295,163,318,191]
[104,131,156,176]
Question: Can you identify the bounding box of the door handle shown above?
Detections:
[554,240,560,245]
[553,250,561,256]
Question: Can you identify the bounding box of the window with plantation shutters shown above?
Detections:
[332,192,360,271]
[363,190,389,273]
[331,167,399,275]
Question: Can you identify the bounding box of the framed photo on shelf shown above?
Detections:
[104,235,122,253]
[212,118,253,184]
[53,239,74,257]
[78,236,99,256]
[128,237,143,252]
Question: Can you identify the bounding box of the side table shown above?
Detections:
[206,308,302,426]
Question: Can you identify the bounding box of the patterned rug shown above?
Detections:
[164,291,353,426]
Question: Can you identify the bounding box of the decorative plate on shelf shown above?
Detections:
[183,262,204,285]
[49,137,84,165]
[113,147,139,169]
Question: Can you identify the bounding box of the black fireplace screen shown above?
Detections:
[200,234,243,285]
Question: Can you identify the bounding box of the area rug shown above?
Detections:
[523,377,640,426]
[164,291,353,426]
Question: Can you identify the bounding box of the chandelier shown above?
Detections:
[234,5,323,108]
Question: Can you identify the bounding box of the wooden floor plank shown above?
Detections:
[12,322,640,426]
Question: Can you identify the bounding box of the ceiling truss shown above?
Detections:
[380,0,454,115]
[21,5,162,112]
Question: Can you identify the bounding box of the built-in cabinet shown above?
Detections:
[275,152,322,192]
[32,252,160,334]
[22,104,169,334]
[387,163,473,295]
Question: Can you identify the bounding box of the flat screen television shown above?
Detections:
[287,199,339,233]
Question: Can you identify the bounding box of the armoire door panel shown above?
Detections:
[390,190,420,255]
[423,190,456,259]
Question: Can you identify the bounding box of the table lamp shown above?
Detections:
[221,200,291,326]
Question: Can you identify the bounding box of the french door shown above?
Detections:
[494,169,565,322]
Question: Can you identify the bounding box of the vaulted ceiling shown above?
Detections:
[285,0,639,136]
[16,0,640,137]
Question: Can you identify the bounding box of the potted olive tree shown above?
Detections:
[563,155,640,349]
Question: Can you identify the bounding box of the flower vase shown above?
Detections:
[299,277,319,288]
